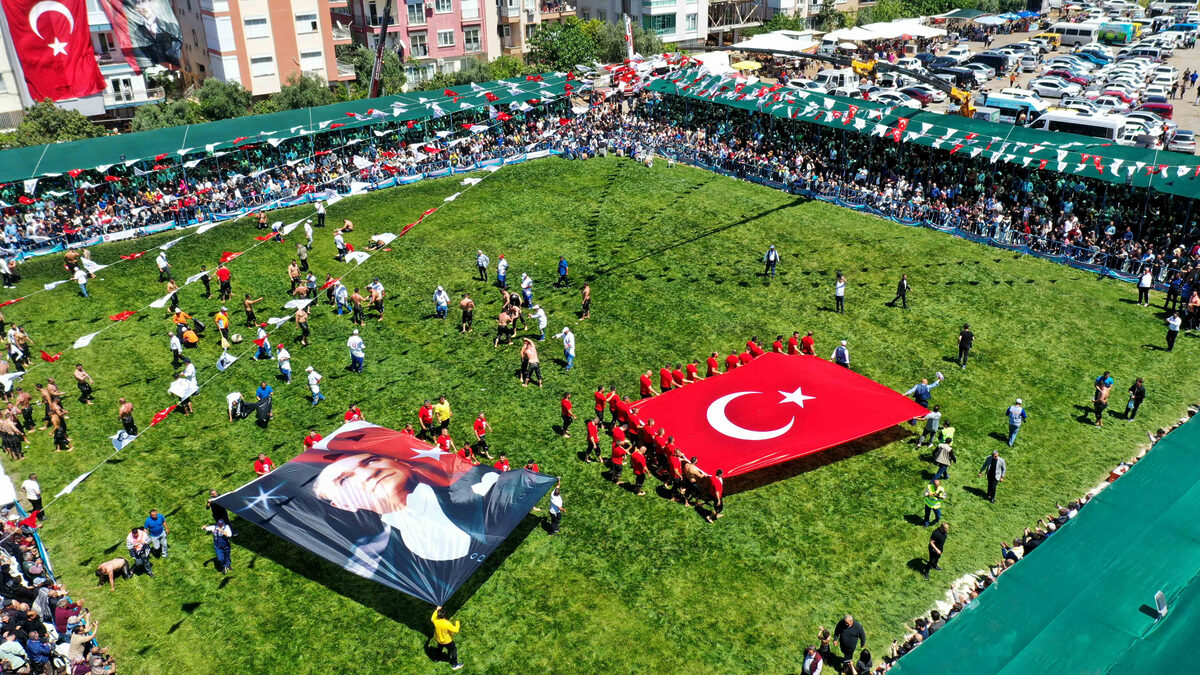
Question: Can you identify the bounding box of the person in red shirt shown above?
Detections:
[706,469,725,522]
[436,430,456,453]
[215,264,233,301]
[608,442,627,483]
[800,331,816,356]
[417,400,435,438]
[585,418,600,462]
[494,454,510,471]
[400,423,416,436]
[685,360,701,383]
[639,371,657,398]
[253,453,275,476]
[606,389,621,426]
[671,365,686,388]
[659,366,673,392]
[593,386,607,422]
[666,451,683,500]
[787,331,801,355]
[473,413,492,458]
[706,352,721,377]
[738,350,753,365]
[747,337,765,358]
[344,404,363,422]
[625,407,644,435]
[458,444,476,463]
[724,352,740,372]
[302,429,323,450]
[560,393,575,438]
[630,446,648,495]
[640,418,657,447]
[772,335,784,353]
[611,423,627,449]
[524,461,540,473]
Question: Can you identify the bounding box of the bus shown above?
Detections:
[1099,22,1141,44]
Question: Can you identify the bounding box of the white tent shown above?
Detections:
[892,20,947,38]
[732,31,819,54]
[860,22,910,39]
[825,26,879,42]
[690,50,734,75]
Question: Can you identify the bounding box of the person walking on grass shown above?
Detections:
[1005,398,1027,446]
[922,522,949,580]
[431,606,464,670]
[145,509,168,558]
[916,405,942,447]
[834,271,846,314]
[202,520,233,574]
[923,479,945,527]
[554,327,576,371]
[1093,372,1112,427]
[888,274,910,308]
[978,450,1006,503]
[931,438,953,481]
[73,364,94,405]
[21,474,41,516]
[1166,312,1181,351]
[763,245,780,279]
[1126,377,1146,420]
[475,250,490,282]
[957,324,974,369]
[560,393,574,438]
[548,481,565,534]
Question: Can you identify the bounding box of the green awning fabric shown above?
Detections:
[647,74,1200,198]
[943,8,990,19]
[0,74,575,185]
[890,414,1200,675]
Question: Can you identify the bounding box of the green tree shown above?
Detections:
[856,0,914,25]
[130,99,204,131]
[0,99,105,149]
[593,21,664,63]
[486,54,532,80]
[527,16,598,72]
[195,79,251,121]
[335,44,406,98]
[270,73,337,111]
[814,0,848,31]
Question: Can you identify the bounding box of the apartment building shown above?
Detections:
[495,0,579,56]
[575,0,707,47]
[765,0,860,26]
[341,0,497,85]
[173,0,354,96]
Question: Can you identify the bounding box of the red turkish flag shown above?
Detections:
[39,350,62,362]
[219,251,242,263]
[149,404,176,427]
[484,92,498,102]
[632,353,927,477]
[120,251,147,260]
[497,112,512,121]
[108,310,137,321]
[0,298,24,309]
[1,0,104,101]
[67,169,82,178]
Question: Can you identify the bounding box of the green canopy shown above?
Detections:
[891,414,1200,675]
[647,75,1200,198]
[943,8,990,19]
[0,74,575,185]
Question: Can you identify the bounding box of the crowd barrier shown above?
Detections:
[660,147,1176,290]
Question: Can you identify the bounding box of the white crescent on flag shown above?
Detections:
[705,387,815,441]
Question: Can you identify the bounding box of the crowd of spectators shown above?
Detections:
[0,510,114,674]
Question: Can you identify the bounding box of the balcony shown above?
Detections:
[332,22,352,42]
[102,86,165,109]
[539,1,576,18]
[95,50,121,65]
[327,0,347,5]
[336,60,356,78]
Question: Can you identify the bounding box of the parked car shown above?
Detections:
[1136,101,1175,119]
[1030,77,1083,98]
[929,56,958,69]
[1021,54,1040,72]
[899,86,935,105]
[913,52,938,66]
[872,91,923,109]
[788,78,828,94]
[1168,129,1196,153]
[962,63,997,81]
[1045,69,1093,85]
[945,45,974,63]
[1092,94,1132,112]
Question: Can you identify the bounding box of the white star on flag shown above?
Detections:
[411,447,449,461]
[243,484,288,512]
[48,38,68,56]
[778,386,816,408]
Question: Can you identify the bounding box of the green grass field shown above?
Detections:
[4,156,1196,674]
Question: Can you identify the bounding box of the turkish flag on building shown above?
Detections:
[633,353,927,477]
[1,0,105,101]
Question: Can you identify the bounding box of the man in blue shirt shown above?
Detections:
[1005,399,1027,447]
[905,374,944,424]
[555,257,569,288]
[145,508,169,558]
[256,382,273,401]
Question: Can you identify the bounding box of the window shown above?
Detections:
[461,0,479,18]
[643,0,675,6]
[435,0,451,12]
[300,49,324,70]
[198,64,206,74]
[0,76,9,94]
[597,9,605,20]
[407,2,426,24]
[97,32,114,52]
[295,12,318,32]
[109,77,132,101]
[581,9,589,18]
[642,14,675,35]
[463,26,481,51]
[685,12,696,31]
[438,29,455,47]
[243,16,269,38]
[250,55,275,76]
[524,24,536,41]
[410,32,428,56]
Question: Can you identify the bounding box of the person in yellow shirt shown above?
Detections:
[431,606,463,670]
[214,307,230,344]
[433,395,452,433]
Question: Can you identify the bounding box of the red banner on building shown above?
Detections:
[1,0,105,100]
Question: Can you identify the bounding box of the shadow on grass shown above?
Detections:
[231,513,541,635]
[725,426,911,496]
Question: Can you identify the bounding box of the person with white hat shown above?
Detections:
[306,366,324,406]
[347,330,365,373]
[831,340,850,368]
[1005,399,1027,447]
[553,326,576,371]
[763,245,780,279]
[276,344,291,383]
[530,305,548,340]
[434,286,450,319]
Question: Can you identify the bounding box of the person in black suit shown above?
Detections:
[888,274,910,308]
[127,0,182,69]
[923,522,949,580]
[978,451,1006,503]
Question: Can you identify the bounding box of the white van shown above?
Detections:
[1049,21,1103,46]
[814,68,859,91]
[1026,110,1130,140]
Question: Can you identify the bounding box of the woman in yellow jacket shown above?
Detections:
[431,606,463,670]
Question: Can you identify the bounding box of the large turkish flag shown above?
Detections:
[1,0,105,101]
[634,352,927,477]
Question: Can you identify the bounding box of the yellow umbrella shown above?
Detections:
[731,60,762,70]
